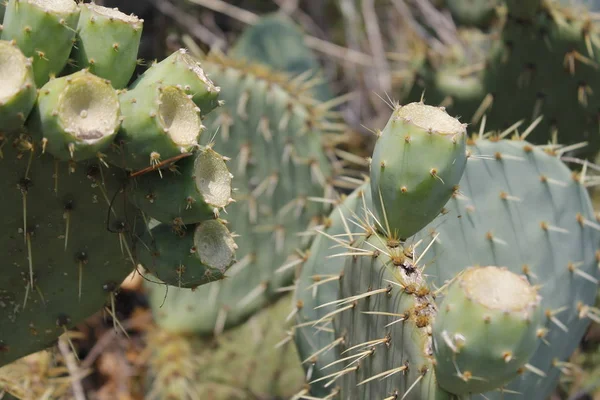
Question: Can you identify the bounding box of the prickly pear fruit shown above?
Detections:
[130,146,233,225]
[370,102,467,239]
[138,219,237,288]
[433,266,543,394]
[1,0,79,86]
[130,49,220,116]
[26,69,120,162]
[0,40,36,132]
[70,3,143,89]
[109,84,202,171]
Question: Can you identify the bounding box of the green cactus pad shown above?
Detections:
[0,40,36,132]
[328,233,452,400]
[433,266,543,394]
[412,138,600,398]
[109,83,202,171]
[1,0,79,87]
[138,219,237,288]
[370,102,467,239]
[130,49,221,117]
[70,3,143,89]
[293,183,373,396]
[0,134,140,367]
[26,69,120,162]
[130,146,233,225]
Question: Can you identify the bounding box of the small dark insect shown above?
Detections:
[401,259,417,275]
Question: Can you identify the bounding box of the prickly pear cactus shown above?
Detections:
[410,0,600,158]
[0,0,236,367]
[412,137,599,398]
[141,16,342,399]
[293,102,600,399]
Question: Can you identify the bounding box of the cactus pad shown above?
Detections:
[0,136,140,366]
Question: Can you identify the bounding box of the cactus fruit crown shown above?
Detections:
[0,42,31,103]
